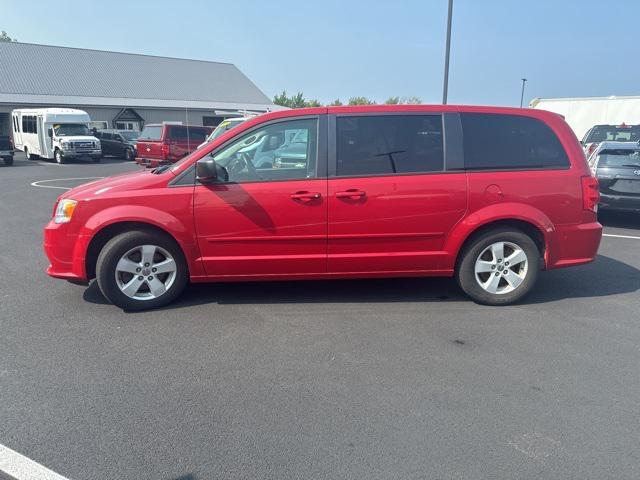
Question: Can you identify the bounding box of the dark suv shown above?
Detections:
[94,129,139,161]
[588,141,640,211]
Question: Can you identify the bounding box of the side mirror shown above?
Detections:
[48,129,53,138]
[196,158,218,183]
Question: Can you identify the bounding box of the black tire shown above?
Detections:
[3,156,13,166]
[124,148,134,161]
[456,227,540,306]
[96,230,189,311]
[54,149,65,164]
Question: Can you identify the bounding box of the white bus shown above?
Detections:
[11,108,102,164]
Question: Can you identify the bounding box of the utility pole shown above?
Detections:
[520,78,528,108]
[442,0,454,104]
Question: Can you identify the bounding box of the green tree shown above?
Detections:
[348,96,375,105]
[329,99,343,106]
[273,90,320,108]
[384,96,400,104]
[0,31,17,42]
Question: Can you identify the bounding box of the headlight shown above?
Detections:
[61,140,72,150]
[94,141,100,148]
[54,199,78,224]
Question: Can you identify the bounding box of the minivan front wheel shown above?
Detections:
[457,228,540,305]
[96,230,188,311]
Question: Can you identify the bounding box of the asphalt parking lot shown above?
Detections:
[1,152,640,480]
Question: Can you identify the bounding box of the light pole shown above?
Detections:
[442,0,454,104]
[520,78,527,108]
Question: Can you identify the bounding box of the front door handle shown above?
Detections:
[290,191,321,202]
[335,189,366,199]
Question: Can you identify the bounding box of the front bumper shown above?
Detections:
[599,193,640,212]
[61,149,102,159]
[43,220,90,282]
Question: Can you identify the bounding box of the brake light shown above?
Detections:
[587,142,598,157]
[581,176,600,212]
[161,143,170,159]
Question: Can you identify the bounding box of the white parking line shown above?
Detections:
[30,177,103,190]
[0,443,70,480]
[603,233,640,240]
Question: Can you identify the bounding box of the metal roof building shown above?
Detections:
[0,42,278,135]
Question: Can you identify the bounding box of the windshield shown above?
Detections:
[53,123,90,137]
[120,131,140,141]
[596,149,640,167]
[585,125,640,143]
[206,119,245,143]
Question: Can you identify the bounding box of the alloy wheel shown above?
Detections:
[474,241,528,295]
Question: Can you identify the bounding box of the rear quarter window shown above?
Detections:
[461,113,569,170]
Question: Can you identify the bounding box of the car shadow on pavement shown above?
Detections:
[82,254,640,310]
[598,211,640,231]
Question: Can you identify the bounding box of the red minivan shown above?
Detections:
[135,123,213,168]
[44,105,602,311]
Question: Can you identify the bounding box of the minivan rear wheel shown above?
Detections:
[96,230,188,311]
[457,228,540,306]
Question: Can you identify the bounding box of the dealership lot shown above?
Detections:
[1,153,640,479]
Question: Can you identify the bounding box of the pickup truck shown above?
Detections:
[0,136,14,166]
[135,123,212,168]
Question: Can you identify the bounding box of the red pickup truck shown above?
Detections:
[135,123,212,168]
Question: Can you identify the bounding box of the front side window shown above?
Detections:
[211,118,318,183]
[461,113,569,170]
[336,115,444,176]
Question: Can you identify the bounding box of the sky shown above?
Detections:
[1,0,639,106]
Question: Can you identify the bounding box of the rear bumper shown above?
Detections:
[547,221,602,269]
[43,221,90,281]
[599,193,640,212]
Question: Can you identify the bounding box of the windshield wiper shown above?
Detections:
[152,165,171,174]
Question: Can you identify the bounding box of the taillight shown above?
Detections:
[587,142,598,157]
[161,143,170,159]
[581,176,600,212]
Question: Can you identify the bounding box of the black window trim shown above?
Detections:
[328,111,456,179]
[169,114,327,187]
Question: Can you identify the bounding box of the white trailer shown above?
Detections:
[11,108,101,164]
[529,96,640,141]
